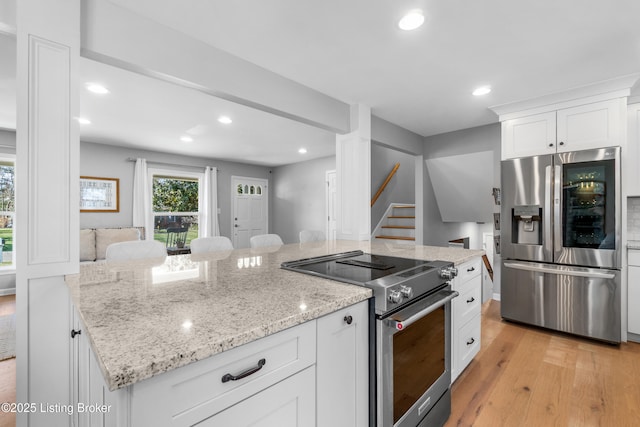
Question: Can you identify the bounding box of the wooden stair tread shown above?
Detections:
[375,235,415,241]
[381,225,415,229]
[388,216,415,219]
[394,205,415,209]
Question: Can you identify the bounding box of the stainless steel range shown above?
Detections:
[281,250,459,427]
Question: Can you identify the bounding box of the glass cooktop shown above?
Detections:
[282,251,433,285]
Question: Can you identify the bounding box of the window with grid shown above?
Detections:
[150,169,202,248]
[0,158,15,269]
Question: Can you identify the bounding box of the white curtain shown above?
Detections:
[202,166,220,237]
[132,158,152,239]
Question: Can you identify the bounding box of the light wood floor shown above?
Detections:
[446,300,640,427]
[0,294,15,427]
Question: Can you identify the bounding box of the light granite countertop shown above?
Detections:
[65,240,484,391]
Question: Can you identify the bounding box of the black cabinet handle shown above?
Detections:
[70,329,81,339]
[466,338,475,346]
[467,297,475,303]
[467,267,475,272]
[548,143,554,147]
[344,315,353,325]
[559,141,565,146]
[222,358,266,383]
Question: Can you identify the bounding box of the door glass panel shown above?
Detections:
[562,159,615,249]
[393,307,445,423]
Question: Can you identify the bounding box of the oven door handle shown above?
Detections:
[387,289,458,331]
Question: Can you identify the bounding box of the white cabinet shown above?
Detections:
[501,98,626,160]
[628,251,640,339]
[317,301,369,427]
[451,257,482,382]
[626,103,640,195]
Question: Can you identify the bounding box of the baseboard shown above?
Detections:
[0,288,15,296]
[492,293,501,301]
[628,332,640,343]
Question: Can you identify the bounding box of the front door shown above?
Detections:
[232,176,268,249]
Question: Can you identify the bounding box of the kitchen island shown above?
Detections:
[65,240,483,426]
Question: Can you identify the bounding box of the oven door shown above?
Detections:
[376,288,458,427]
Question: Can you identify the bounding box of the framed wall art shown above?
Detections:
[80,176,120,212]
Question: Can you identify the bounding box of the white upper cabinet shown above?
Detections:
[626,103,640,196]
[501,98,626,160]
[502,111,557,159]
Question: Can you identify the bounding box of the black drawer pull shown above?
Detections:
[466,297,475,303]
[222,358,266,383]
[344,315,353,325]
[467,267,475,272]
[466,338,475,346]
[71,329,82,339]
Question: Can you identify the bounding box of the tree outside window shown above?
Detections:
[151,174,200,246]
[0,159,15,268]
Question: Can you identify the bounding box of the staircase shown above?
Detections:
[373,204,416,243]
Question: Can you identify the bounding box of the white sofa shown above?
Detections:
[80,227,145,262]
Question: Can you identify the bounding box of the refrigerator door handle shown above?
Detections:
[553,164,562,259]
[503,261,616,280]
[544,165,553,258]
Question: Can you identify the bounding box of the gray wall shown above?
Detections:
[371,115,423,155]
[80,142,271,240]
[0,130,15,294]
[422,123,501,292]
[272,156,335,244]
[371,143,415,231]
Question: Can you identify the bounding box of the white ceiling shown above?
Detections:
[2,0,640,166]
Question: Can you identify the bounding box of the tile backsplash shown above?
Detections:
[628,197,640,241]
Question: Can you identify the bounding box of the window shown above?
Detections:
[149,168,202,248]
[0,158,15,269]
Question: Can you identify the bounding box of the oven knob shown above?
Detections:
[440,268,453,280]
[400,285,413,299]
[388,290,402,304]
[449,267,459,278]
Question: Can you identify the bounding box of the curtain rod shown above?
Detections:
[126,157,220,172]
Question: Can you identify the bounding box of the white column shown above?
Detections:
[336,104,371,241]
[16,1,80,426]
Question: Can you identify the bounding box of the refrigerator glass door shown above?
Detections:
[554,147,620,268]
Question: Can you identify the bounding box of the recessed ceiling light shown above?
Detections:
[398,10,425,31]
[85,83,110,95]
[77,117,91,125]
[472,86,492,96]
[218,116,232,124]
[180,136,193,143]
[298,148,307,154]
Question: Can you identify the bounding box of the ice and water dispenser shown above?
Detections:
[511,205,542,245]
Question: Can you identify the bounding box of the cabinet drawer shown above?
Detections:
[196,366,316,427]
[456,258,482,284]
[629,250,640,266]
[457,315,481,371]
[455,279,481,326]
[131,320,316,427]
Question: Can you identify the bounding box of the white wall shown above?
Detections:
[80,142,271,240]
[422,123,501,293]
[272,156,335,244]
[371,143,415,231]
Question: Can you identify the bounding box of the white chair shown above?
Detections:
[249,234,284,248]
[190,236,234,254]
[299,230,325,243]
[105,240,167,261]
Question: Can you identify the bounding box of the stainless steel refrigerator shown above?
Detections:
[501,147,621,343]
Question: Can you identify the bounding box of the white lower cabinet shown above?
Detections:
[628,251,640,338]
[451,257,482,382]
[316,301,369,427]
[71,300,369,426]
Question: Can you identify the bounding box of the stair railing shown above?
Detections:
[371,163,400,207]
